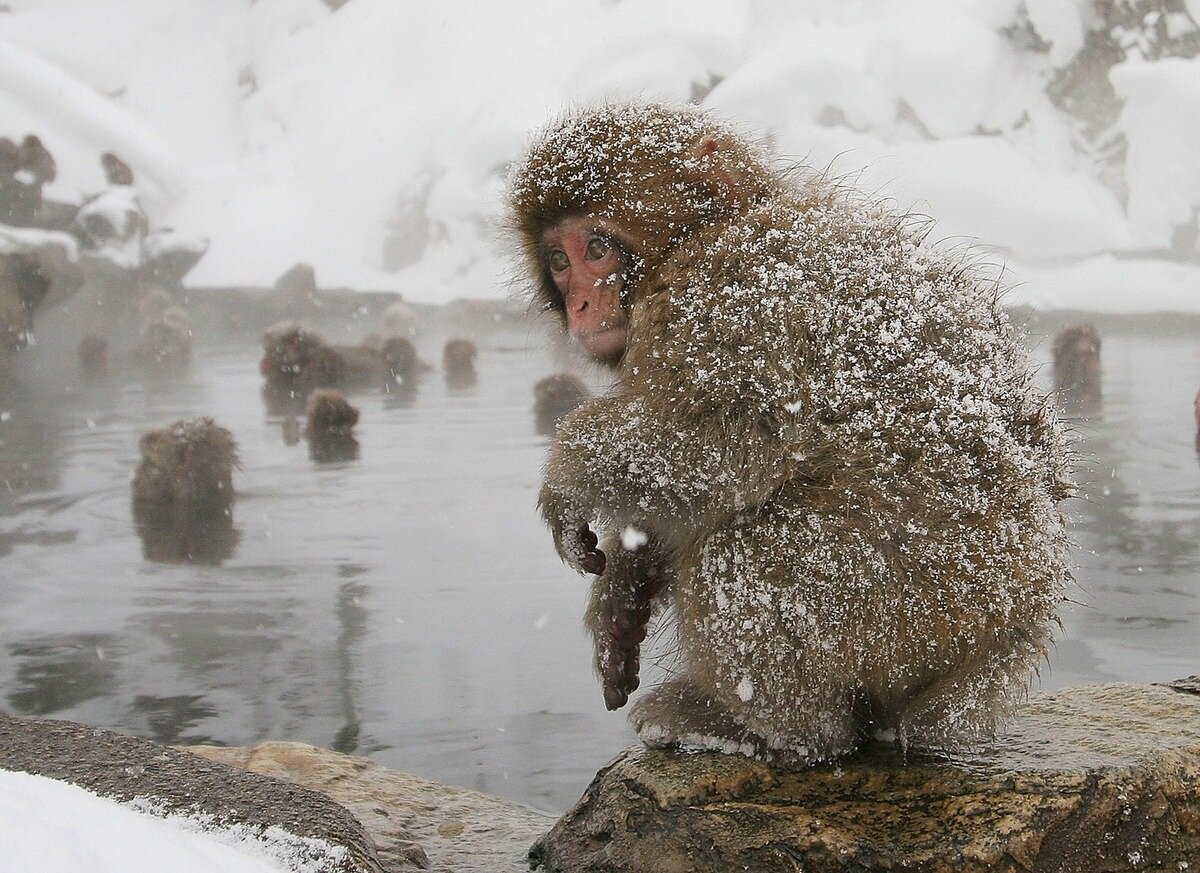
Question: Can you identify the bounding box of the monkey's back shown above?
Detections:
[631,184,1072,746]
[132,418,238,514]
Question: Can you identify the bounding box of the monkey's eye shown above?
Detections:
[547,250,569,272]
[585,236,612,260]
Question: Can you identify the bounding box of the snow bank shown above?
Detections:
[0,0,1195,310]
[0,769,348,873]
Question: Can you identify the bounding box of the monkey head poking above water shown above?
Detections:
[509,103,1073,763]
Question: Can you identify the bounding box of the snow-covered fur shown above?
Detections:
[510,103,1073,761]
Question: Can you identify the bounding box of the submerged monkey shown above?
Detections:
[131,418,240,564]
[510,103,1073,762]
[304,388,360,462]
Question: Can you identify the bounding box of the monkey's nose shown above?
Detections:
[567,288,590,314]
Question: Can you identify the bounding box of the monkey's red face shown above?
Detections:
[541,216,630,367]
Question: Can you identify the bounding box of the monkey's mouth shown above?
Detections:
[575,324,628,363]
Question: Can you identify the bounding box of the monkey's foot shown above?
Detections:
[630,680,789,761]
[631,679,853,764]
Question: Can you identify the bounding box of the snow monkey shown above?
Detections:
[509,103,1073,762]
[442,337,478,390]
[132,417,238,535]
[1051,323,1102,408]
[304,388,360,462]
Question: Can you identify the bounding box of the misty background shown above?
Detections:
[1,0,1197,306]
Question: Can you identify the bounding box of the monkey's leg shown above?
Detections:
[586,534,674,711]
[631,509,862,763]
[890,625,1050,753]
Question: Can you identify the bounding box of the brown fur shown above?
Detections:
[304,388,359,435]
[1052,323,1102,406]
[443,338,478,389]
[130,308,192,377]
[0,253,50,351]
[260,325,420,407]
[132,418,238,519]
[304,388,360,462]
[510,103,1073,762]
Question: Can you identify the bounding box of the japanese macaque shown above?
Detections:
[510,104,1073,762]
[0,135,55,227]
[0,252,50,359]
[533,373,591,436]
[272,262,318,320]
[20,135,56,186]
[443,338,478,390]
[101,151,134,186]
[130,307,192,377]
[131,418,240,564]
[1051,323,1102,408]
[259,325,420,411]
[304,388,360,462]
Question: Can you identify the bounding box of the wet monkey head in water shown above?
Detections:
[510,103,1072,761]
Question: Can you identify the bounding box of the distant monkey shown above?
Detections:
[131,418,239,563]
[260,325,420,410]
[130,308,192,377]
[304,388,360,462]
[0,135,54,226]
[443,338,478,390]
[19,135,56,185]
[533,373,591,436]
[510,103,1072,762]
[101,151,134,186]
[132,418,238,515]
[1052,323,1102,408]
[0,253,50,352]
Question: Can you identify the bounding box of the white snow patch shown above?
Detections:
[0,769,349,873]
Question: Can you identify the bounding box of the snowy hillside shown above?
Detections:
[0,0,1197,310]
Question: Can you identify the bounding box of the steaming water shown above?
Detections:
[1,313,1198,814]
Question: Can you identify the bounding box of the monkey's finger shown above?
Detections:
[579,548,606,575]
[577,524,598,550]
[603,683,629,711]
[621,652,640,694]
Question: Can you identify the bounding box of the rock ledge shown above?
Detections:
[530,680,1200,872]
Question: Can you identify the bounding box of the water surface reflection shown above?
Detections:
[0,310,1198,812]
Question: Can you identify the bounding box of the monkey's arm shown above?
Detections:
[540,391,791,563]
[585,532,675,710]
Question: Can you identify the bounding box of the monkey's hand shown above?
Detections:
[597,593,649,710]
[539,485,607,575]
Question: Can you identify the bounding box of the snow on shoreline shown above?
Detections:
[0,769,349,873]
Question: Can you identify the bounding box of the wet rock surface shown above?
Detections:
[0,715,385,873]
[530,680,1200,872]
[185,741,554,873]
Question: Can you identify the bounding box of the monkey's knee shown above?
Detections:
[890,643,1045,751]
[631,677,854,763]
[631,679,759,756]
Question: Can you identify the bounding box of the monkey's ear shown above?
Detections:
[689,134,743,210]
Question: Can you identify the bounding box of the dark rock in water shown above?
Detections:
[0,715,387,873]
[530,681,1200,872]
